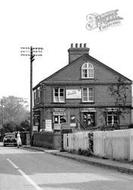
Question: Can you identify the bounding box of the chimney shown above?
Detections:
[68,43,90,64]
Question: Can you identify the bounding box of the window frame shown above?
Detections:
[53,87,65,103]
[82,112,95,128]
[107,112,118,126]
[82,87,94,103]
[81,62,94,79]
[53,114,67,125]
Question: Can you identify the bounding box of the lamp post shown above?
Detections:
[21,46,43,141]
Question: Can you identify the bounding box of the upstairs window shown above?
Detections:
[34,87,41,104]
[81,62,94,79]
[82,87,94,102]
[53,88,65,103]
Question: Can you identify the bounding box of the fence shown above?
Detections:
[63,131,91,151]
[63,129,133,161]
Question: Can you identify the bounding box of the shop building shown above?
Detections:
[33,43,132,133]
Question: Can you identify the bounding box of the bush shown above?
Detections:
[78,148,91,156]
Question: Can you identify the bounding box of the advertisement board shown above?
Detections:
[66,89,81,99]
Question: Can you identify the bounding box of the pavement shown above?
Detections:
[23,145,133,175]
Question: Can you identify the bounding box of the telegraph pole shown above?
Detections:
[21,46,43,141]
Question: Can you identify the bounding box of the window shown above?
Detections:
[81,62,94,79]
[82,88,94,102]
[34,87,41,104]
[107,112,118,126]
[53,115,66,124]
[54,115,59,124]
[82,112,95,128]
[53,88,65,102]
[38,88,41,99]
[53,114,67,130]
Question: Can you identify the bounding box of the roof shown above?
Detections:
[33,54,132,89]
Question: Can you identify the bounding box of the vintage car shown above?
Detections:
[3,133,17,146]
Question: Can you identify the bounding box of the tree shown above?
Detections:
[19,120,30,131]
[97,76,130,130]
[0,96,29,132]
[107,76,130,127]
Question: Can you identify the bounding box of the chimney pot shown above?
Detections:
[84,43,86,48]
[75,43,78,48]
[71,43,73,48]
[80,43,82,48]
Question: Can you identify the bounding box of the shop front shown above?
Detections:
[52,107,96,132]
[52,108,72,133]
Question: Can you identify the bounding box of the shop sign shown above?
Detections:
[81,108,96,112]
[53,112,65,115]
[66,89,81,99]
[53,108,65,112]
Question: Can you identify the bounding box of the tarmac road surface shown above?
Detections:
[0,143,133,190]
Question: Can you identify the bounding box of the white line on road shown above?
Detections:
[7,158,43,190]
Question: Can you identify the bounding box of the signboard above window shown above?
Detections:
[66,89,81,99]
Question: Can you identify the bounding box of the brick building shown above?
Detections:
[33,43,132,133]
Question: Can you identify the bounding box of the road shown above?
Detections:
[0,143,133,190]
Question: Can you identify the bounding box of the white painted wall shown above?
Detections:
[93,130,130,160]
[63,129,133,161]
[63,131,90,151]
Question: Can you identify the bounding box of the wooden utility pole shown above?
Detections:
[21,46,43,141]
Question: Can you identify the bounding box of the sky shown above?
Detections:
[0,0,133,104]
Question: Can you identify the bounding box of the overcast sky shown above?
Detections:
[0,0,132,103]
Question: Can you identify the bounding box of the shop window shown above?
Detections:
[53,88,65,103]
[54,115,59,124]
[81,62,94,79]
[82,112,95,128]
[53,115,66,124]
[107,112,118,126]
[60,115,67,123]
[82,88,94,102]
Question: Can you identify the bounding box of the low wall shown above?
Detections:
[32,132,61,149]
[63,129,133,161]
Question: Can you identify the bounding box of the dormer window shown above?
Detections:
[81,62,94,79]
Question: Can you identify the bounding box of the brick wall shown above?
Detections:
[32,132,61,149]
